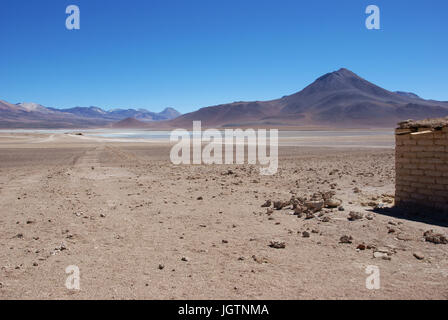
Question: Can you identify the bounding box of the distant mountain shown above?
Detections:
[157,107,182,120]
[164,68,448,128]
[111,117,148,129]
[0,101,181,128]
[54,106,181,122]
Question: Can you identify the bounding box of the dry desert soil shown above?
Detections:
[0,132,447,299]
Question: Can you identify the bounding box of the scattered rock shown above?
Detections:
[348,211,363,221]
[325,198,342,208]
[274,201,287,210]
[252,255,269,264]
[413,252,424,260]
[261,200,272,208]
[373,251,391,260]
[269,240,286,249]
[340,235,353,244]
[424,230,447,244]
[305,212,315,220]
[293,206,303,217]
[304,200,324,213]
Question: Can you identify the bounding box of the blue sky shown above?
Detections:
[0,0,447,113]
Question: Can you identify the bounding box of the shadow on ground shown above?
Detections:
[372,206,448,228]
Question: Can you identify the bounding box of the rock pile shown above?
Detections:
[261,191,342,219]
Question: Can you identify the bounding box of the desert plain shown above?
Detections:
[0,130,447,299]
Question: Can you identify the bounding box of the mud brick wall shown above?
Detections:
[395,127,448,212]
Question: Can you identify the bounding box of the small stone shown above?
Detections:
[158,264,165,270]
[293,206,303,217]
[413,252,424,260]
[357,244,366,250]
[181,257,189,262]
[304,200,324,213]
[100,213,106,218]
[305,212,315,220]
[325,199,341,208]
[373,251,391,260]
[424,230,448,244]
[261,200,272,208]
[340,235,353,244]
[302,231,310,238]
[338,206,345,211]
[222,240,228,244]
[197,196,203,200]
[269,240,286,249]
[273,201,286,210]
[321,216,331,222]
[348,211,363,221]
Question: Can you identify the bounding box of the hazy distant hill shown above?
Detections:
[0,101,181,128]
[165,68,448,128]
[111,117,148,129]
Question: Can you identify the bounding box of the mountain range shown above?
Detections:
[0,101,181,128]
[1,68,448,129]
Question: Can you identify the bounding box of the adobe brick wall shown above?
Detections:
[395,126,448,212]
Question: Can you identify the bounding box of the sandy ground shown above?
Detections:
[0,132,447,300]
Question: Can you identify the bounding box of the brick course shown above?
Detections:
[395,129,448,212]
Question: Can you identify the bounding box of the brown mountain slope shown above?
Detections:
[162,68,448,128]
[111,117,148,129]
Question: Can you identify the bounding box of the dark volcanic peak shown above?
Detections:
[167,68,448,128]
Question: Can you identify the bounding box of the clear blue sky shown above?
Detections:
[0,0,447,113]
